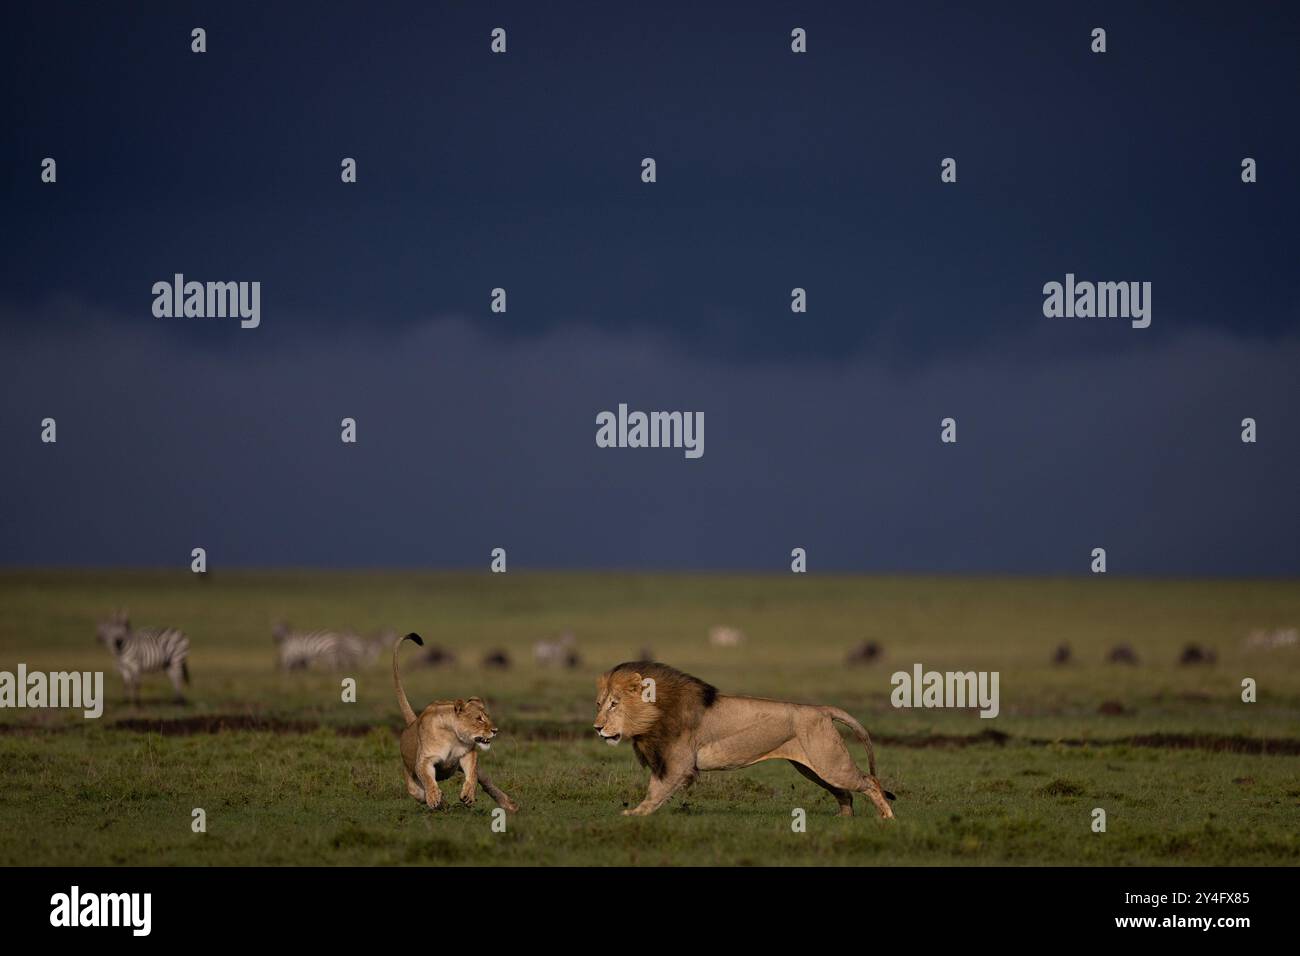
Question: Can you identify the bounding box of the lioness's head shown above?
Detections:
[453,697,499,751]
[593,668,657,745]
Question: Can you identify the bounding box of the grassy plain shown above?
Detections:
[1,570,1296,865]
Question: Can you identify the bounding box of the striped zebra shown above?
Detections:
[96,610,190,703]
[273,623,383,672]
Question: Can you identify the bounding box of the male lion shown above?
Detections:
[594,661,895,818]
[393,633,518,812]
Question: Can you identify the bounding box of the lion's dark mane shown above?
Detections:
[608,660,718,779]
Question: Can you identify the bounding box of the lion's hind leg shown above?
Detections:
[802,719,895,820]
[404,766,426,802]
[854,775,894,819]
[478,772,519,813]
[788,760,853,816]
[810,759,894,820]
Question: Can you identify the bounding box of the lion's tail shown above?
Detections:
[827,707,896,801]
[393,632,423,726]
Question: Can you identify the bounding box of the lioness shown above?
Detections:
[594,661,895,818]
[393,633,518,812]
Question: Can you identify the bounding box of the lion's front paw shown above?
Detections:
[426,791,444,810]
[459,790,476,807]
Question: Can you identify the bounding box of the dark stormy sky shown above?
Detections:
[2,2,1297,574]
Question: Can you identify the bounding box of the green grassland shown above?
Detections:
[1,570,1297,866]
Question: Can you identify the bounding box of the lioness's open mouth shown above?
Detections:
[475,735,494,751]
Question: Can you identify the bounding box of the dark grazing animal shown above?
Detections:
[417,644,458,668]
[1107,644,1139,665]
[845,641,882,665]
[482,649,511,670]
[1179,643,1217,666]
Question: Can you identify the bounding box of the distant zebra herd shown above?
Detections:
[94,611,396,703]
[272,622,392,672]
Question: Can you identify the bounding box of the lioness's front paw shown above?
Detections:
[426,791,443,810]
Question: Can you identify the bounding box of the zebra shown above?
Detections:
[96,610,190,703]
[273,623,384,672]
[534,631,580,668]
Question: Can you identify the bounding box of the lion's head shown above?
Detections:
[594,662,718,771]
[453,697,499,751]
[593,668,657,745]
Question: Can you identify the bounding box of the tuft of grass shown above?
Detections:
[1035,779,1086,797]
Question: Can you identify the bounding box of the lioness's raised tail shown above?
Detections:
[393,632,423,726]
